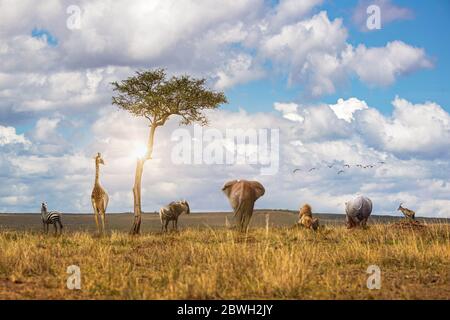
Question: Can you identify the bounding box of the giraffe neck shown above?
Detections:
[95,162,100,186]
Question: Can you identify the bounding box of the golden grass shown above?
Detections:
[0,223,449,299]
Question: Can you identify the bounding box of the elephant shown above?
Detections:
[345,195,373,228]
[222,180,265,232]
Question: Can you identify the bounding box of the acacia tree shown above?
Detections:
[112,69,227,234]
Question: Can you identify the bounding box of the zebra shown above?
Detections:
[159,200,190,232]
[41,202,63,235]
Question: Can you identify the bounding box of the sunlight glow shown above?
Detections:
[133,143,148,159]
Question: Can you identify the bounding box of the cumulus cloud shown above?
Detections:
[330,97,368,122]
[343,41,432,86]
[356,97,450,159]
[260,11,431,95]
[214,54,265,90]
[0,0,432,118]
[0,125,30,146]
[268,0,323,30]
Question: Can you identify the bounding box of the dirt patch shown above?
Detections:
[391,219,427,230]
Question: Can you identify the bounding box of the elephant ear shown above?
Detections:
[222,180,238,197]
[250,181,265,200]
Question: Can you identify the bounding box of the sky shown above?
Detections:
[0,0,449,217]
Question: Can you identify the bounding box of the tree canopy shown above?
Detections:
[111,69,227,126]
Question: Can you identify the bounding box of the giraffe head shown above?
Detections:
[95,152,105,165]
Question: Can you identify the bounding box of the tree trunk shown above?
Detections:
[130,124,157,235]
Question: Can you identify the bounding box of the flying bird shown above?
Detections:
[293,168,302,174]
[343,164,350,168]
[337,170,345,175]
[308,168,317,172]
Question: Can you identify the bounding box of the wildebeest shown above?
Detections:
[159,200,190,232]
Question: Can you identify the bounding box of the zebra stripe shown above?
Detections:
[43,211,62,225]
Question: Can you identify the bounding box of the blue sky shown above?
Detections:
[0,0,449,217]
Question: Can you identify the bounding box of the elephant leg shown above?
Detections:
[243,214,252,233]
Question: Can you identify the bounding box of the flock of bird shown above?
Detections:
[293,161,386,175]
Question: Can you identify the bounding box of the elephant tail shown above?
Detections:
[234,198,255,232]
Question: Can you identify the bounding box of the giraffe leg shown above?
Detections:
[92,199,100,234]
[94,213,100,234]
[102,196,108,234]
[100,213,106,235]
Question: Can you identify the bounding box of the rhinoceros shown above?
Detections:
[345,195,373,228]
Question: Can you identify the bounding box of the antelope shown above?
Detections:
[398,203,415,220]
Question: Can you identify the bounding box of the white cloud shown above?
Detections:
[0,125,30,146]
[330,97,369,122]
[0,0,432,114]
[356,97,450,159]
[261,11,347,72]
[34,117,61,141]
[274,102,304,122]
[259,10,349,96]
[214,54,265,90]
[343,41,432,86]
[259,11,431,96]
[268,0,323,30]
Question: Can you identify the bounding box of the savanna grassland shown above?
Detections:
[0,212,449,300]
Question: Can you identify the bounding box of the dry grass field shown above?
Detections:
[0,211,449,300]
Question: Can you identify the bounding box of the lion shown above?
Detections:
[297,204,319,231]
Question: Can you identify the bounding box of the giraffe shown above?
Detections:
[91,152,109,234]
